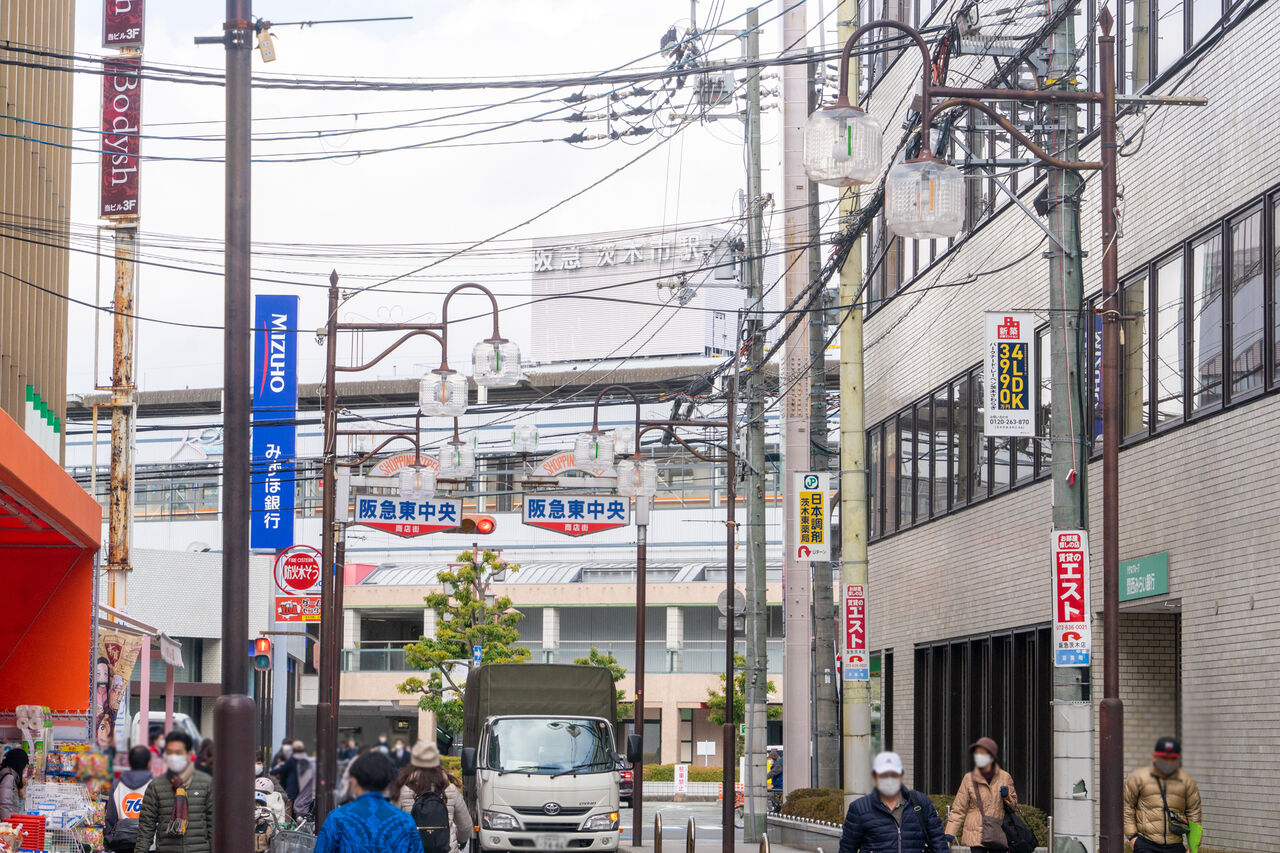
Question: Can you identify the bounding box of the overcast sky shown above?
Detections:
[66,1,832,395]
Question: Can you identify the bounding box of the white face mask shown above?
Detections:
[254,763,264,776]
[164,754,190,774]
[281,746,293,758]
[973,753,993,769]
[876,776,902,798]
[1154,759,1179,775]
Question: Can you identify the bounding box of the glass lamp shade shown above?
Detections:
[472,339,522,387]
[803,106,882,187]
[616,458,659,498]
[512,424,539,454]
[399,466,437,500]
[419,370,468,417]
[884,158,966,239]
[574,430,616,476]
[437,441,476,479]
[614,425,636,457]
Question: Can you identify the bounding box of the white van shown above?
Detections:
[129,712,203,751]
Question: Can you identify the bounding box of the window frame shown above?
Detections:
[1225,202,1266,404]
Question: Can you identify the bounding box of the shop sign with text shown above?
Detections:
[792,472,830,561]
[522,494,630,536]
[103,0,144,48]
[100,56,141,218]
[843,584,869,681]
[1120,552,1169,602]
[1053,530,1092,667]
[273,544,321,595]
[353,493,461,537]
[984,312,1035,437]
[276,595,321,623]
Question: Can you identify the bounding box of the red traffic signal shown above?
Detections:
[253,637,273,672]
[460,514,496,535]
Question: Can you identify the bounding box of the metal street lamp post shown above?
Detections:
[804,14,1125,852]
[315,277,521,822]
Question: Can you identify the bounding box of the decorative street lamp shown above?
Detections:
[801,104,882,187]
[437,433,477,480]
[512,424,539,454]
[615,458,658,498]
[574,428,617,476]
[472,338,522,387]
[419,370,468,418]
[399,464,437,500]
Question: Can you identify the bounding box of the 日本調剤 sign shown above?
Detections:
[984,312,1035,437]
[1052,530,1092,667]
[353,493,462,537]
[522,494,630,536]
[792,472,830,561]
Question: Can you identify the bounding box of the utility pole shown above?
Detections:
[212,4,256,853]
[106,220,136,610]
[741,6,769,843]
[720,380,738,853]
[779,0,813,797]
[807,51,839,792]
[317,279,340,823]
[836,0,873,806]
[1042,0,1093,845]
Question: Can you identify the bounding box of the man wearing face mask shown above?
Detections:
[271,742,300,803]
[1124,737,1202,853]
[133,731,213,853]
[839,752,948,853]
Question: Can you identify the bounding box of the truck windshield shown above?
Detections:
[485,718,615,775]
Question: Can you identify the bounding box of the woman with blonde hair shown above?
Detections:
[394,742,472,853]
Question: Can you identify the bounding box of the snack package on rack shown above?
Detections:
[0,822,21,853]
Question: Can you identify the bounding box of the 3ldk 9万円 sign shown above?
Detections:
[984,312,1035,437]
[1052,530,1092,667]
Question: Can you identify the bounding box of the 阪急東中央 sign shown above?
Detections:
[522,495,630,536]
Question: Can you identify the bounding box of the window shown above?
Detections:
[898,411,915,527]
[971,370,989,500]
[1190,0,1221,46]
[1125,0,1154,91]
[884,421,899,532]
[868,429,882,539]
[1229,208,1265,398]
[1274,196,1280,386]
[1123,275,1150,438]
[914,400,932,520]
[1190,230,1224,413]
[1037,326,1052,474]
[1154,253,1185,426]
[951,375,972,506]
[1155,0,1185,73]
[931,386,950,516]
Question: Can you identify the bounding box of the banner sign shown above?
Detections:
[374,452,440,476]
[535,450,612,478]
[274,544,321,595]
[251,295,299,551]
[522,494,630,536]
[275,595,321,623]
[1052,530,1092,667]
[792,472,830,561]
[95,630,144,749]
[984,312,1035,437]
[353,493,462,537]
[843,584,869,681]
[100,56,141,218]
[103,0,144,48]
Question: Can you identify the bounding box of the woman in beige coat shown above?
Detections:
[943,737,1018,851]
[394,742,473,853]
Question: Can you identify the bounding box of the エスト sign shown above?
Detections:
[984,312,1035,437]
[103,0,144,48]
[843,584,869,681]
[1052,530,1092,667]
[353,493,462,537]
[522,494,630,536]
[100,56,141,218]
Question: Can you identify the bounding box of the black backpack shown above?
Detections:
[1001,805,1037,853]
[411,790,451,853]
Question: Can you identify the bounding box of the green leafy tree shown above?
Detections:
[398,549,530,738]
[706,654,781,757]
[573,647,633,718]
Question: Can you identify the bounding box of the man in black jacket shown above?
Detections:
[839,752,948,853]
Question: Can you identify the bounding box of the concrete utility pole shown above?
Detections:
[1042,0,1094,846]
[779,0,813,798]
[741,6,769,842]
[106,214,136,610]
[807,52,840,792]
[835,0,872,806]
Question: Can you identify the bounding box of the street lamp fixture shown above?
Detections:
[438,436,476,479]
[419,370,468,418]
[472,338,522,387]
[615,457,658,498]
[512,425,539,454]
[574,428,617,476]
[802,105,882,187]
[884,157,966,239]
[399,464,436,500]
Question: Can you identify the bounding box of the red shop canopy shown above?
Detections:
[0,408,101,713]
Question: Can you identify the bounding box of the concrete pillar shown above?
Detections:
[541,607,560,663]
[660,693,680,766]
[343,609,360,648]
[423,607,437,639]
[665,606,684,673]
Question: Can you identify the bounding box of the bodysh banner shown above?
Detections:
[103,0,144,48]
[251,295,299,550]
[100,56,141,218]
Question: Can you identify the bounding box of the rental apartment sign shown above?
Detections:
[1052,530,1092,667]
[984,312,1035,437]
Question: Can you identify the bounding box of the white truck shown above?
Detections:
[461,664,641,853]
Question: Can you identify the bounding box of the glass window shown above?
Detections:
[868,429,882,540]
[1123,275,1150,438]
[884,422,899,532]
[1037,326,1052,475]
[931,387,950,516]
[1190,231,1224,412]
[1273,197,1280,386]
[914,401,932,520]
[1229,208,1265,398]
[1155,0,1185,73]
[1190,0,1221,46]
[951,376,971,506]
[1154,253,1185,426]
[971,370,989,500]
[898,411,915,527]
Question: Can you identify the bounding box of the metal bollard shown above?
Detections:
[759,832,770,853]
[686,816,697,853]
[654,812,663,853]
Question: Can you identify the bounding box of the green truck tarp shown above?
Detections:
[462,663,618,750]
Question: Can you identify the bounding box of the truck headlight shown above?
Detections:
[482,810,522,831]
[581,812,620,832]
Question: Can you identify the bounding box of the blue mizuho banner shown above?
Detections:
[250,294,299,551]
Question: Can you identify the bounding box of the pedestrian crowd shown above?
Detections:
[839,735,1201,853]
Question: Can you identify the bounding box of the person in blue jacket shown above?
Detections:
[314,751,423,853]
[839,751,950,853]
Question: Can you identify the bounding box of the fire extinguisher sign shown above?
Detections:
[1052,530,1092,667]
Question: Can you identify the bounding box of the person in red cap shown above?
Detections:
[1124,737,1201,852]
[942,737,1017,850]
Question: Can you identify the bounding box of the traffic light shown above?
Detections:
[253,637,273,672]
[459,513,496,535]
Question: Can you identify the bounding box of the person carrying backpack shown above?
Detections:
[396,742,473,853]
[106,747,154,852]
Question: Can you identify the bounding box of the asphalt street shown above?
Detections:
[619,800,737,846]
